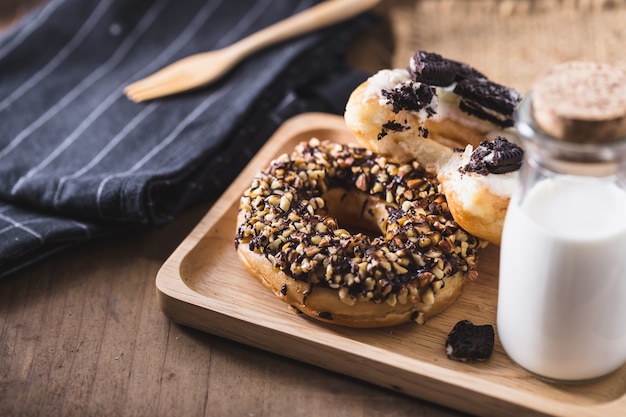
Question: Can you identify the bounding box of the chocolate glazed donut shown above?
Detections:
[235,139,483,328]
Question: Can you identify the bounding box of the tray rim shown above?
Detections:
[156,112,625,417]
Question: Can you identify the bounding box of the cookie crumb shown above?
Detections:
[445,320,494,362]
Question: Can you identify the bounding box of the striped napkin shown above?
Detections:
[0,0,373,278]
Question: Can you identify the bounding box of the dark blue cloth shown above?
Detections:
[0,0,373,278]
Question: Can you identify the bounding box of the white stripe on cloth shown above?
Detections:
[95,83,235,217]
[7,0,171,194]
[49,0,227,207]
[10,0,307,213]
[0,211,44,242]
[52,104,158,206]
[129,0,308,218]
[0,0,67,61]
[51,0,285,211]
[211,0,275,48]
[0,0,113,113]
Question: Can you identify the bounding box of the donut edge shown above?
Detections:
[236,211,471,328]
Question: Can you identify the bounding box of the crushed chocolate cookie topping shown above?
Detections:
[445,320,495,362]
[461,136,524,175]
[410,51,484,86]
[381,83,436,115]
[377,120,409,141]
[235,139,481,309]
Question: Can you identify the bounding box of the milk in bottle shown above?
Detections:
[497,61,626,383]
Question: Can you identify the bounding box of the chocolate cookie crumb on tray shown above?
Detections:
[445,320,495,362]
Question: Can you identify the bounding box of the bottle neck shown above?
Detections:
[515,94,626,178]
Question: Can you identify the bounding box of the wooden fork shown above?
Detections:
[124,0,381,102]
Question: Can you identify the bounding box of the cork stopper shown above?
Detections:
[531,61,626,144]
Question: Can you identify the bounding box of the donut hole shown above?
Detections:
[322,188,389,239]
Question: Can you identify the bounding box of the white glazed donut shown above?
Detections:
[344,51,524,245]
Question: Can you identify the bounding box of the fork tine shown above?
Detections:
[124,70,191,102]
[124,54,221,102]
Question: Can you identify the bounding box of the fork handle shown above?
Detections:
[230,0,381,57]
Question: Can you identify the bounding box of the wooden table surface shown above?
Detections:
[2,1,625,417]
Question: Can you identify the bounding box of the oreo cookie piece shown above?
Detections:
[461,136,524,175]
[380,83,436,115]
[410,51,485,86]
[377,120,410,141]
[445,320,495,362]
[454,77,522,128]
[410,51,457,86]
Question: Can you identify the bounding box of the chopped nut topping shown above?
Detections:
[235,139,481,308]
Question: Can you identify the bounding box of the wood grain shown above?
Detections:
[3,1,626,417]
[0,5,466,416]
[156,112,626,417]
[2,202,467,417]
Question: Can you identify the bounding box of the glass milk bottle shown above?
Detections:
[497,62,626,383]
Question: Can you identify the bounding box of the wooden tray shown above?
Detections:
[156,113,626,417]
